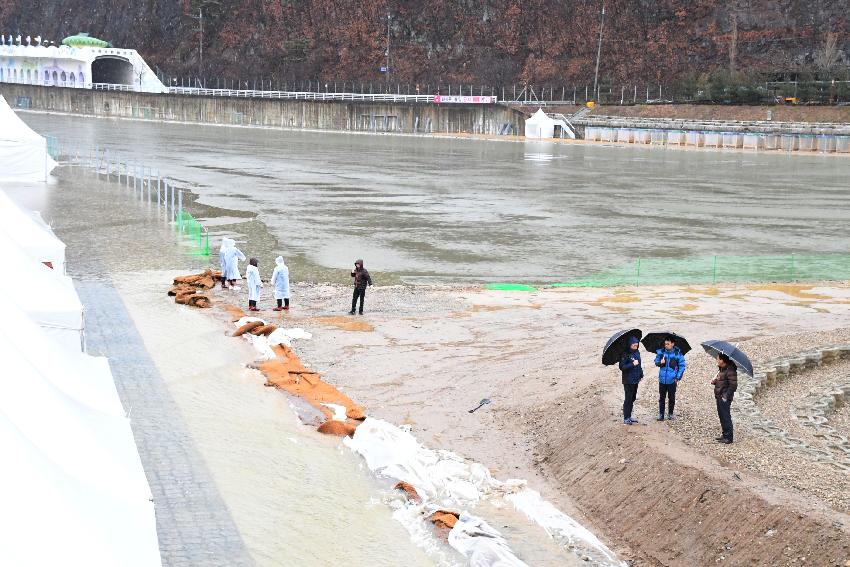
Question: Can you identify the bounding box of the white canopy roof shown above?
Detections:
[0,299,160,565]
[0,293,123,416]
[525,108,556,139]
[0,94,57,182]
[0,189,66,273]
[0,231,83,351]
[0,410,160,567]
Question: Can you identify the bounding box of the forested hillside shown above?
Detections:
[2,1,847,86]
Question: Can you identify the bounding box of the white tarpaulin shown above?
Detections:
[0,231,83,351]
[0,189,66,273]
[0,94,57,183]
[0,410,161,567]
[524,108,556,139]
[0,300,160,566]
[344,417,626,566]
[0,294,123,417]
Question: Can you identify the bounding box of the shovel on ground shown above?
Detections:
[468,398,491,413]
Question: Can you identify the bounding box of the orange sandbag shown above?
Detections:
[394,481,422,503]
[250,324,278,336]
[233,321,264,336]
[188,295,211,308]
[429,510,459,529]
[317,421,357,437]
[346,406,366,420]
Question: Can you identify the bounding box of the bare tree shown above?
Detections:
[729,13,738,73]
[814,32,839,76]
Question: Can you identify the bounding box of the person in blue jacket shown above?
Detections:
[655,335,687,421]
[619,336,643,425]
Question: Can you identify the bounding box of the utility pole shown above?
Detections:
[593,0,605,102]
[385,12,391,92]
[189,3,216,86]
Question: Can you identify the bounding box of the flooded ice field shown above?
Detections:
[20,112,850,285]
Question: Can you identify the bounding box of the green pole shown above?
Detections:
[636,257,641,286]
[204,230,210,256]
[712,255,717,284]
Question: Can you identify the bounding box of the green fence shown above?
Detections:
[176,208,210,257]
[552,254,850,288]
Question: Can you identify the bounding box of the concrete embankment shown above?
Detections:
[0,84,525,136]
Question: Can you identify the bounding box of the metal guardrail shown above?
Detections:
[167,87,500,104]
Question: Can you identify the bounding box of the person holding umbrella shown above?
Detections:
[712,353,738,443]
[602,328,643,425]
[701,340,752,445]
[652,335,687,421]
[619,336,643,425]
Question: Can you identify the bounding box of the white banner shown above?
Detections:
[433,95,498,104]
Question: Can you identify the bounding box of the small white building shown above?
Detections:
[524,108,576,139]
[525,108,555,138]
[0,37,166,93]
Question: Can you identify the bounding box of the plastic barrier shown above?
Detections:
[552,254,850,288]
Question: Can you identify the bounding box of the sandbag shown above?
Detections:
[317,421,357,437]
[233,321,264,337]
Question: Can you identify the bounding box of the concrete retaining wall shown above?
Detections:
[0,84,525,136]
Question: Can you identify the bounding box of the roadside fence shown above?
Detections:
[47,137,210,257]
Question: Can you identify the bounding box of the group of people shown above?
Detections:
[217,238,373,315]
[619,334,738,444]
[219,238,291,312]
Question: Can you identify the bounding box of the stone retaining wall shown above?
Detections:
[736,345,850,471]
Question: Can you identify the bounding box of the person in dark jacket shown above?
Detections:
[348,259,372,315]
[712,353,738,444]
[619,336,643,425]
[655,336,687,421]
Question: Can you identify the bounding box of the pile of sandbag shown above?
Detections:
[167,269,221,308]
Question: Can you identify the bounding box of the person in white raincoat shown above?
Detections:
[270,256,291,311]
[221,238,246,289]
[246,258,263,311]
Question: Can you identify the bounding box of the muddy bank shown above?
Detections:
[287,281,850,564]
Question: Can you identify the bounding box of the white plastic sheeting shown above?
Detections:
[0,189,66,273]
[344,417,625,565]
[232,316,312,359]
[0,230,83,351]
[448,513,529,567]
[0,294,123,417]
[0,308,160,566]
[0,94,57,182]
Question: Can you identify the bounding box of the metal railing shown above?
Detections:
[167,87,493,103]
[48,139,210,257]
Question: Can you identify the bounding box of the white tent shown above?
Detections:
[525,108,556,139]
[0,189,66,273]
[0,94,57,183]
[0,412,160,567]
[0,294,123,416]
[0,302,160,566]
[0,231,84,351]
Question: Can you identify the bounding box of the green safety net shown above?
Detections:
[551,254,850,287]
[485,283,538,292]
[175,209,210,257]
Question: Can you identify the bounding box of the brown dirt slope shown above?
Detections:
[535,400,850,566]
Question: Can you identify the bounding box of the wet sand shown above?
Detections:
[277,281,850,563]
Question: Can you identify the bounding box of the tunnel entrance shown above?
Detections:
[91,56,134,86]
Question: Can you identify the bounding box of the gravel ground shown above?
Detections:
[831,398,850,434]
[758,359,850,450]
[267,282,470,316]
[634,328,850,512]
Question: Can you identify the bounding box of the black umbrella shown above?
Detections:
[701,340,754,376]
[641,332,692,355]
[602,328,642,366]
